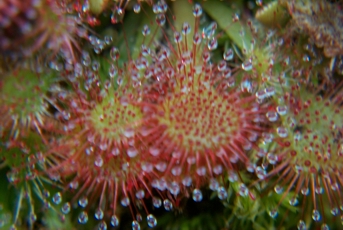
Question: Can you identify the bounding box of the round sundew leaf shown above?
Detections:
[43,51,165,225]
[253,85,343,229]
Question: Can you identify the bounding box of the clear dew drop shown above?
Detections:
[142,25,151,36]
[289,197,298,206]
[242,59,252,71]
[223,49,234,61]
[121,197,130,207]
[331,207,339,216]
[156,14,166,26]
[149,147,160,156]
[174,32,182,43]
[152,4,160,13]
[95,207,104,220]
[110,47,120,61]
[182,23,191,35]
[82,1,90,13]
[301,187,309,196]
[276,105,287,116]
[94,156,104,167]
[61,202,71,214]
[238,183,249,197]
[267,153,278,164]
[182,176,192,187]
[207,38,218,50]
[135,190,145,199]
[193,4,203,17]
[276,127,288,138]
[7,171,17,184]
[203,22,217,39]
[196,166,206,176]
[193,32,202,45]
[133,4,141,13]
[163,199,173,211]
[78,211,88,224]
[192,189,203,202]
[168,182,180,195]
[217,60,227,71]
[213,165,223,175]
[297,220,307,230]
[268,209,278,218]
[321,224,329,230]
[127,147,138,158]
[155,162,167,172]
[228,172,238,182]
[111,215,119,227]
[266,111,278,122]
[78,196,88,208]
[159,2,168,13]
[69,181,79,189]
[152,197,162,208]
[209,179,219,190]
[217,187,228,200]
[141,162,153,172]
[171,166,182,176]
[97,221,107,230]
[315,187,323,194]
[52,192,62,204]
[132,220,140,230]
[94,45,102,54]
[117,8,123,15]
[104,36,113,45]
[147,214,157,227]
[274,185,283,194]
[255,166,266,179]
[312,209,321,221]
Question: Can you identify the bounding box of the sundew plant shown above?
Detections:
[1,0,343,230]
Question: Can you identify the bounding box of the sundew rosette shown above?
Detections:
[0,63,62,140]
[252,83,343,229]
[0,0,88,62]
[45,53,166,229]
[137,2,271,204]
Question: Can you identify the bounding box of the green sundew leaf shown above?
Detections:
[202,1,252,51]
